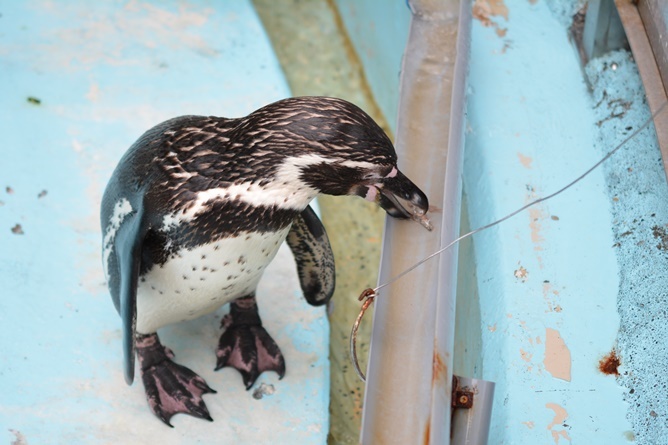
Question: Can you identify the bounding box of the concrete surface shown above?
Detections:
[0,1,329,443]
[463,0,635,442]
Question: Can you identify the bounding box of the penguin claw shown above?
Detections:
[141,359,216,426]
[215,324,286,389]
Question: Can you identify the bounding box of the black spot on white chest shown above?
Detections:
[135,228,290,333]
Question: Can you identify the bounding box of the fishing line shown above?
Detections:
[350,101,668,382]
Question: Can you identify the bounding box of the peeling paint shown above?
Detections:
[517,152,533,168]
[472,0,510,50]
[9,429,28,445]
[473,0,509,25]
[542,282,562,313]
[465,0,634,442]
[520,348,532,363]
[514,264,528,281]
[543,328,571,382]
[529,207,546,247]
[546,403,571,444]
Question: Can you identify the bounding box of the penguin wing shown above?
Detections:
[112,201,148,385]
[286,205,335,306]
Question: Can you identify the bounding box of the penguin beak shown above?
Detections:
[355,168,432,231]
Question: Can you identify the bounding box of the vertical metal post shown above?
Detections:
[359,1,471,444]
[582,0,628,60]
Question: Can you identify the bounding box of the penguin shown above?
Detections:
[100,96,430,426]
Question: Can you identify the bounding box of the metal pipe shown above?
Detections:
[359,1,470,443]
[451,378,495,445]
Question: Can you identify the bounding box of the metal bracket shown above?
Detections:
[450,376,495,445]
[452,376,475,410]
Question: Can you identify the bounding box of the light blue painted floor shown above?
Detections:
[0,2,328,443]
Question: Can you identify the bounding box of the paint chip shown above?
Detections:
[37,190,48,199]
[9,429,28,445]
[546,403,571,444]
[11,224,24,235]
[517,152,533,168]
[27,96,41,105]
[544,328,571,381]
[514,265,529,282]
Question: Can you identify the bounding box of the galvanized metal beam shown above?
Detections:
[359,0,471,443]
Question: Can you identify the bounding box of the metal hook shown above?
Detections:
[350,288,376,382]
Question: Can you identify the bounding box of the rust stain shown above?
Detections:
[522,420,535,429]
[432,351,447,385]
[543,328,571,382]
[599,349,621,376]
[423,418,431,445]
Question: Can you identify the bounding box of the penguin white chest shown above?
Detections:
[136,227,291,333]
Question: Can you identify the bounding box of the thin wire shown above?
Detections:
[350,101,667,383]
[374,100,667,294]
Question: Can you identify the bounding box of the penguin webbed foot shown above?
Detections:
[215,295,285,389]
[136,333,216,427]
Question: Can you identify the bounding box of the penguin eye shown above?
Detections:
[362,165,393,182]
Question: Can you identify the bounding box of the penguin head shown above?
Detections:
[253,97,430,221]
[290,97,429,219]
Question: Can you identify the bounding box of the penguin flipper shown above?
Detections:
[286,205,335,306]
[113,202,148,385]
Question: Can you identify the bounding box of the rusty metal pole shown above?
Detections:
[359,1,471,444]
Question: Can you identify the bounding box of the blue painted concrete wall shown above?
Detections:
[464,1,634,442]
[0,1,329,443]
[333,0,411,132]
